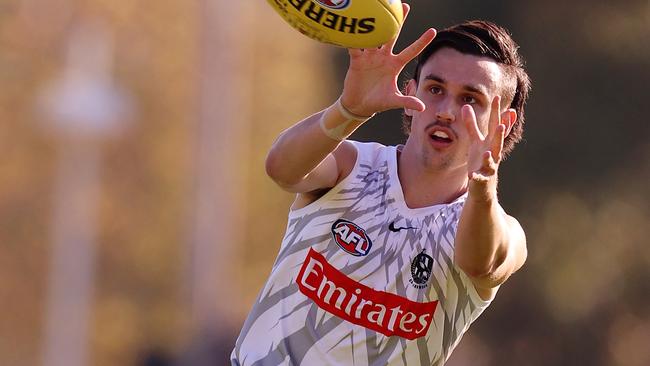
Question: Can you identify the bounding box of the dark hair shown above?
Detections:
[403,20,531,157]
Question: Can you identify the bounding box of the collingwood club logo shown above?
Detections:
[409,250,434,289]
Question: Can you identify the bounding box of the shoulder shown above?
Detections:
[292,141,391,209]
[335,140,390,179]
[343,140,388,161]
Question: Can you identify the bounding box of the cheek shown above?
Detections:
[410,108,431,126]
[418,101,441,121]
[455,128,470,145]
[475,111,491,133]
[416,91,439,107]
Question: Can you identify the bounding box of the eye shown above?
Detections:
[429,86,443,95]
[462,95,477,104]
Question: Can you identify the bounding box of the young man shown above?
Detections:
[231,4,531,365]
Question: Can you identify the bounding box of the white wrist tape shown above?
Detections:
[319,98,376,141]
[335,97,376,122]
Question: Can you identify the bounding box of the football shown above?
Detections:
[267,0,404,48]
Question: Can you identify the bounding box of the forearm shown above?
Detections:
[454,195,510,278]
[265,101,365,187]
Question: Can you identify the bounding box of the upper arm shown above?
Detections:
[276,140,357,195]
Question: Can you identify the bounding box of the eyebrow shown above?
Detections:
[423,73,488,97]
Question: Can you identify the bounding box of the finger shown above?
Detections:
[491,124,506,164]
[469,171,484,182]
[348,48,363,58]
[383,3,411,53]
[400,2,411,29]
[393,94,425,112]
[487,96,501,138]
[462,105,483,141]
[396,28,436,63]
[482,151,497,176]
[402,2,411,18]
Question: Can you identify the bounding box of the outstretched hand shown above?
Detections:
[462,96,508,201]
[340,3,436,117]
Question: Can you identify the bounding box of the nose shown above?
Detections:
[435,99,456,123]
[436,110,455,123]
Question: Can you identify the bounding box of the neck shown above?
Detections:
[397,144,468,209]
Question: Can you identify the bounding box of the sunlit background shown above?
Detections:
[0,0,648,365]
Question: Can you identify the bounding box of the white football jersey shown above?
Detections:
[231,141,493,366]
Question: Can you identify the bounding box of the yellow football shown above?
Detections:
[267,0,404,48]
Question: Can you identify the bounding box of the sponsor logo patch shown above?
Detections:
[314,0,350,10]
[298,248,438,339]
[331,219,372,256]
[409,250,434,289]
[286,0,376,35]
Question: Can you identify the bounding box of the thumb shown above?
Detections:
[395,95,425,112]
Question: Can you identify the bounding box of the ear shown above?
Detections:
[501,108,517,136]
[404,79,417,117]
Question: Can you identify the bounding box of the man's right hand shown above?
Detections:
[340,3,437,117]
[266,4,436,198]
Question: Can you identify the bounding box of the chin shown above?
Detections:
[420,150,452,171]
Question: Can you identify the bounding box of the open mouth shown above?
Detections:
[426,124,456,148]
[430,130,453,143]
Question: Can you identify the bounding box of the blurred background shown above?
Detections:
[0,0,648,365]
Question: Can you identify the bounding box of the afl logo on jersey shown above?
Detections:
[331,219,372,256]
[409,250,434,289]
[315,0,351,10]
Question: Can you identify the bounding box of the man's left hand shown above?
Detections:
[462,96,508,202]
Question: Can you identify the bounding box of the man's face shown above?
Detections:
[405,47,507,173]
